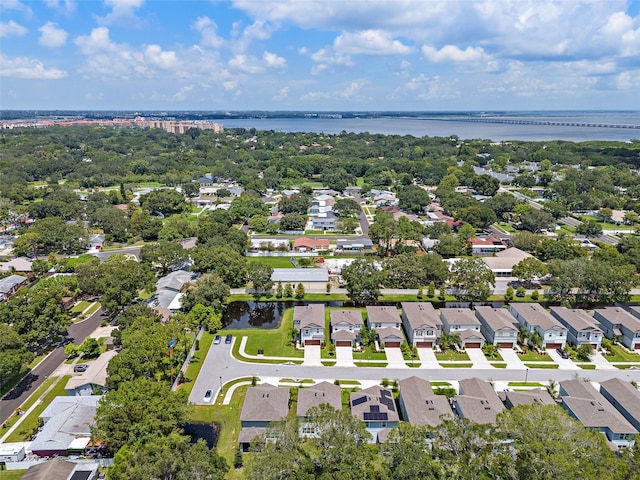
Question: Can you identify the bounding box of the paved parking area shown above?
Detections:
[467,348,493,369]
[385,347,408,368]
[335,346,355,367]
[302,345,322,366]
[417,348,442,369]
[499,348,527,370]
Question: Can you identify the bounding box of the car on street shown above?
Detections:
[214,335,221,345]
[225,334,233,344]
[556,348,570,359]
[74,364,89,373]
[204,389,213,403]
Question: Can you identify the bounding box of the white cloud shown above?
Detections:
[192,16,224,48]
[97,0,145,25]
[0,20,27,37]
[144,44,179,69]
[301,79,367,102]
[39,22,68,48]
[231,19,275,54]
[228,54,264,74]
[274,86,289,100]
[333,30,412,55]
[422,44,486,63]
[173,85,193,101]
[0,54,66,79]
[401,73,460,100]
[307,47,353,74]
[43,0,76,14]
[263,51,286,68]
[0,0,32,14]
[75,27,118,55]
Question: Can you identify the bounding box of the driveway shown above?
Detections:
[547,349,581,370]
[335,346,355,367]
[302,345,322,367]
[591,350,617,370]
[499,348,527,370]
[466,349,493,369]
[385,347,408,369]
[417,348,442,369]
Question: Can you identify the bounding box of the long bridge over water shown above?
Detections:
[424,117,640,129]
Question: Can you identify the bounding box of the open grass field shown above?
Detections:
[70,300,91,313]
[604,345,640,363]
[6,375,71,442]
[253,256,297,268]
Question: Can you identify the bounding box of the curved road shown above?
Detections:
[0,307,106,423]
[189,339,640,405]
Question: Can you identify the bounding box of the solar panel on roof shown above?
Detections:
[363,412,388,421]
[370,405,380,412]
[380,396,396,411]
[381,390,392,398]
[352,396,367,407]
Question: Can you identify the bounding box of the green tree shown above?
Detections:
[139,188,186,215]
[245,260,274,293]
[519,209,555,233]
[181,274,230,313]
[576,219,603,237]
[284,282,294,298]
[248,215,268,232]
[295,282,305,299]
[275,281,283,298]
[139,240,187,275]
[92,379,190,451]
[333,198,361,216]
[382,423,444,480]
[0,324,33,387]
[279,192,311,214]
[575,344,593,362]
[368,210,397,253]
[109,433,228,480]
[504,285,515,302]
[181,181,201,198]
[279,213,307,231]
[80,337,101,359]
[512,257,549,286]
[341,259,381,305]
[397,185,431,213]
[191,245,247,287]
[448,257,495,302]
[510,231,542,252]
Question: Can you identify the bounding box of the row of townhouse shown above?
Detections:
[238,377,640,449]
[294,302,640,352]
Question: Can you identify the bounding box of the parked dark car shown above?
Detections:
[556,348,569,359]
[225,334,232,344]
[74,364,89,373]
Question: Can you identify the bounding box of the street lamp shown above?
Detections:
[525,368,529,385]
[219,375,222,390]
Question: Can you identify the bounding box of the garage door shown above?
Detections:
[546,343,562,350]
[635,344,640,350]
[465,342,481,349]
[385,341,401,348]
[416,341,432,348]
[305,340,321,346]
[336,340,352,347]
[498,342,513,348]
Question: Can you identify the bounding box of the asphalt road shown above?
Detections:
[0,307,106,424]
[188,338,640,406]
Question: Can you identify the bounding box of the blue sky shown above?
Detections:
[1,0,639,110]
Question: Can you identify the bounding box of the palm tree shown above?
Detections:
[517,325,530,347]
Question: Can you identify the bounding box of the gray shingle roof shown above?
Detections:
[398,376,452,426]
[441,308,481,327]
[401,302,441,330]
[595,307,640,332]
[475,306,518,333]
[509,303,566,332]
[366,305,400,326]
[240,384,290,423]
[330,309,363,328]
[599,378,640,430]
[296,381,342,417]
[294,304,325,330]
[550,307,602,333]
[503,389,555,408]
[0,274,27,294]
[350,385,399,423]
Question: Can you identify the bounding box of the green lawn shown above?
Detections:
[226,308,304,359]
[436,350,470,361]
[524,363,559,369]
[579,364,597,370]
[441,363,473,368]
[71,300,91,313]
[177,331,214,397]
[354,362,388,367]
[615,364,640,370]
[254,257,297,268]
[7,375,71,442]
[0,471,27,480]
[429,381,451,387]
[491,363,507,368]
[517,351,552,361]
[508,381,544,387]
[604,345,640,363]
[352,345,387,361]
[0,376,59,438]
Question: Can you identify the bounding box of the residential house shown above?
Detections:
[297,382,342,437]
[0,443,26,463]
[481,247,533,277]
[308,194,335,216]
[376,327,405,348]
[310,211,338,231]
[271,268,329,291]
[0,256,33,273]
[350,385,400,443]
[454,378,505,424]
[366,306,401,330]
[0,274,28,301]
[150,270,198,314]
[30,396,102,457]
[508,303,567,349]
[501,388,556,409]
[239,384,290,451]
[475,306,519,348]
[65,350,116,396]
[440,308,485,348]
[550,307,604,348]
[559,380,637,448]
[468,237,508,255]
[401,302,442,347]
[373,193,398,206]
[330,309,364,346]
[398,376,453,427]
[293,237,330,252]
[336,238,373,251]
[599,378,640,432]
[293,304,325,345]
[21,459,77,480]
[593,307,640,350]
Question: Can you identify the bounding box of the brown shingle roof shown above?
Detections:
[401,302,441,330]
[398,376,452,426]
[510,303,566,332]
[294,304,325,330]
[503,389,555,408]
[350,385,399,423]
[366,305,400,326]
[441,308,480,327]
[330,309,363,327]
[297,381,342,417]
[475,306,518,333]
[240,384,290,423]
[550,307,602,333]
